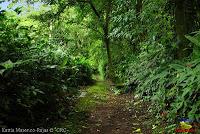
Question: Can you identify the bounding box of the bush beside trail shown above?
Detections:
[0,11,93,128]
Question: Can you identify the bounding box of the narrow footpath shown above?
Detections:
[79,81,154,134]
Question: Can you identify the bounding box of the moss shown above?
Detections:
[54,81,109,134]
[75,81,109,112]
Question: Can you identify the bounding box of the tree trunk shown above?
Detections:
[104,0,113,79]
[136,0,142,18]
[86,0,113,78]
[130,0,142,53]
[104,29,112,78]
[175,0,196,59]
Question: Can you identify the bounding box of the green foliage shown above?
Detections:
[0,9,93,128]
[1,0,200,132]
[110,0,200,132]
[123,33,200,132]
[138,59,200,120]
[75,81,108,112]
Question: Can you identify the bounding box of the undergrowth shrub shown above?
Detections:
[122,37,200,132]
[0,10,93,128]
[113,30,200,132]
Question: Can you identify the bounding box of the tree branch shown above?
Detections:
[88,0,101,19]
[76,0,101,20]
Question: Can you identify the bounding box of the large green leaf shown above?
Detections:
[169,64,185,71]
[185,35,200,47]
[0,69,6,75]
[0,60,14,69]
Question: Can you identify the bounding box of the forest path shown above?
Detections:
[79,80,154,134]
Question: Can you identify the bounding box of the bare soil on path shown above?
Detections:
[81,82,153,134]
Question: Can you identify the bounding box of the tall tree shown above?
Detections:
[17,0,114,78]
[175,0,197,59]
[103,0,113,78]
[136,0,142,18]
[77,0,113,78]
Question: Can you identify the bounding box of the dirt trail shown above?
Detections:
[81,82,153,134]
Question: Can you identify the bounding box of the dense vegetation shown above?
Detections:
[0,0,199,133]
[0,4,94,128]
